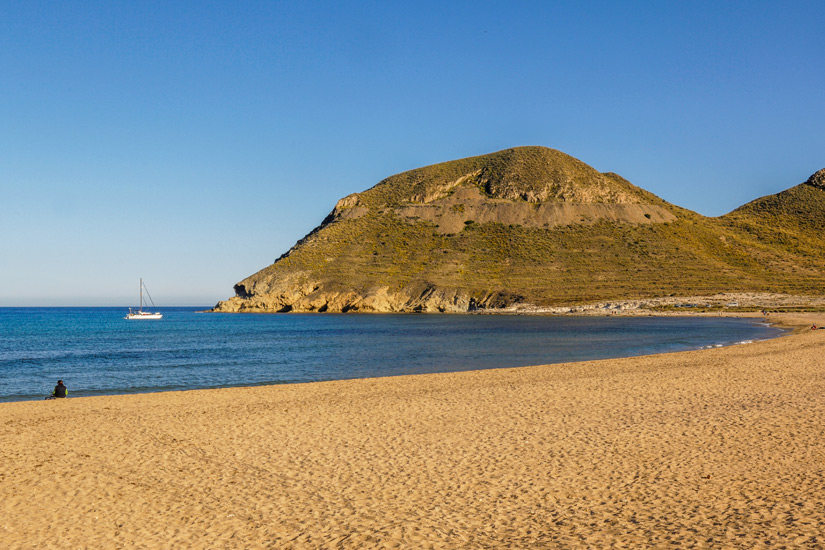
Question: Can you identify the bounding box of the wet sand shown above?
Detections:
[2,314,824,548]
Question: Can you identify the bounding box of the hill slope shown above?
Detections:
[213,148,825,313]
[715,168,825,294]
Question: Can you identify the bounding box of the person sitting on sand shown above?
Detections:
[52,380,67,398]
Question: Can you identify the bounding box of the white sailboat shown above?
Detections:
[125,279,163,320]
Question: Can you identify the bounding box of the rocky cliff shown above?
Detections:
[213,147,825,313]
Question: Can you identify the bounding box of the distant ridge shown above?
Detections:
[213,147,825,313]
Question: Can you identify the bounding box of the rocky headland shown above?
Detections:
[213,148,825,313]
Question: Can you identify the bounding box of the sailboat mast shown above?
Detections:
[139,278,144,310]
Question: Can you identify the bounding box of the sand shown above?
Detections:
[2,314,824,549]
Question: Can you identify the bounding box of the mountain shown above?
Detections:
[722,169,825,250]
[716,168,825,293]
[212,148,825,313]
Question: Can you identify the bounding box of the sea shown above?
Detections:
[0,307,785,402]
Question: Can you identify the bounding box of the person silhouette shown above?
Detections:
[51,380,67,398]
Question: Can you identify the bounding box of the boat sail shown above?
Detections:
[125,279,163,320]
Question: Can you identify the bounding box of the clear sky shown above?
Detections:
[2,1,823,306]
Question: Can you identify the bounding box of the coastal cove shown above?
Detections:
[0,308,783,402]
[1,313,823,548]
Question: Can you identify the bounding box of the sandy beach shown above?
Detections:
[2,314,824,549]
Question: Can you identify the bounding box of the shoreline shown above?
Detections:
[470,292,825,317]
[2,313,824,547]
[0,313,789,404]
[210,291,825,315]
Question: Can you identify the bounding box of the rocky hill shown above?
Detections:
[212,147,825,313]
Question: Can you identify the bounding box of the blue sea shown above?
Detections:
[0,308,784,402]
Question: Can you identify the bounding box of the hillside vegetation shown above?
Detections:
[213,149,825,313]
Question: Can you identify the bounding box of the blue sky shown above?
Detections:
[2,1,823,306]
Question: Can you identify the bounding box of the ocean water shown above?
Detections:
[0,308,784,402]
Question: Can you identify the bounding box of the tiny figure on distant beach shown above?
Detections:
[45,380,68,400]
[812,324,818,331]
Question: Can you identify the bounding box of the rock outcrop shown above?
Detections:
[806,168,825,189]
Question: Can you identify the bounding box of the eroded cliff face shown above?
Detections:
[214,283,471,313]
[213,272,524,313]
[394,183,676,234]
[212,148,825,313]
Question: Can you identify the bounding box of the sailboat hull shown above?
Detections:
[125,311,163,320]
